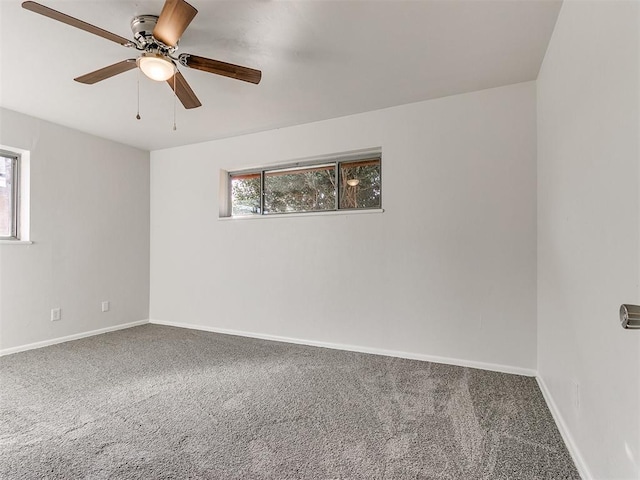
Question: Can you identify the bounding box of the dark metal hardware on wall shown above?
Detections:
[620,304,640,329]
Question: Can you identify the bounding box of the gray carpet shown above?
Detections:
[0,324,579,479]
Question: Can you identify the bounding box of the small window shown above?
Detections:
[228,155,381,217]
[265,163,336,214]
[339,159,381,210]
[0,151,19,239]
[230,172,261,216]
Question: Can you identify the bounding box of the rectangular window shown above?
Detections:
[228,155,381,217]
[265,163,336,214]
[339,159,382,210]
[0,151,19,239]
[230,172,261,216]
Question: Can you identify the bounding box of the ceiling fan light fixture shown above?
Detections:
[137,53,175,81]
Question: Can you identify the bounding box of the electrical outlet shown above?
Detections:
[101,301,110,313]
[51,308,61,321]
[574,382,580,412]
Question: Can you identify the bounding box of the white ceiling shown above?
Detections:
[0,0,561,151]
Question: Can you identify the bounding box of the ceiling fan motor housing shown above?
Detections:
[130,15,174,52]
[130,15,157,44]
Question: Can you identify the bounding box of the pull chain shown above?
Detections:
[172,70,177,131]
[136,69,141,120]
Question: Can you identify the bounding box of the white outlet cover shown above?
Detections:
[51,308,61,321]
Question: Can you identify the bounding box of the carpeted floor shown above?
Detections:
[0,324,579,479]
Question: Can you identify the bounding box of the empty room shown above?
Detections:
[0,0,638,478]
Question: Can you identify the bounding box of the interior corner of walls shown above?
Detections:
[535,0,564,82]
[536,375,593,480]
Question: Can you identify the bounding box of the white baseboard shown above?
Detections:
[536,376,591,480]
[148,319,537,377]
[0,320,149,357]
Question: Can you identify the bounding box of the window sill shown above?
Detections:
[219,208,384,221]
[0,240,33,245]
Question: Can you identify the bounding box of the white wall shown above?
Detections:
[150,81,537,372]
[0,108,150,352]
[537,1,640,479]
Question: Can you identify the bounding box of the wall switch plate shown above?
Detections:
[51,308,61,321]
[101,301,110,313]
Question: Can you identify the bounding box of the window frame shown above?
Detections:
[0,150,20,240]
[227,153,382,218]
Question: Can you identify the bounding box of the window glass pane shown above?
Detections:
[0,156,15,238]
[339,158,381,209]
[231,172,261,216]
[264,164,336,214]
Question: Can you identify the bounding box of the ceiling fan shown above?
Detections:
[21,0,262,110]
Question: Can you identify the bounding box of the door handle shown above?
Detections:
[620,304,640,329]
